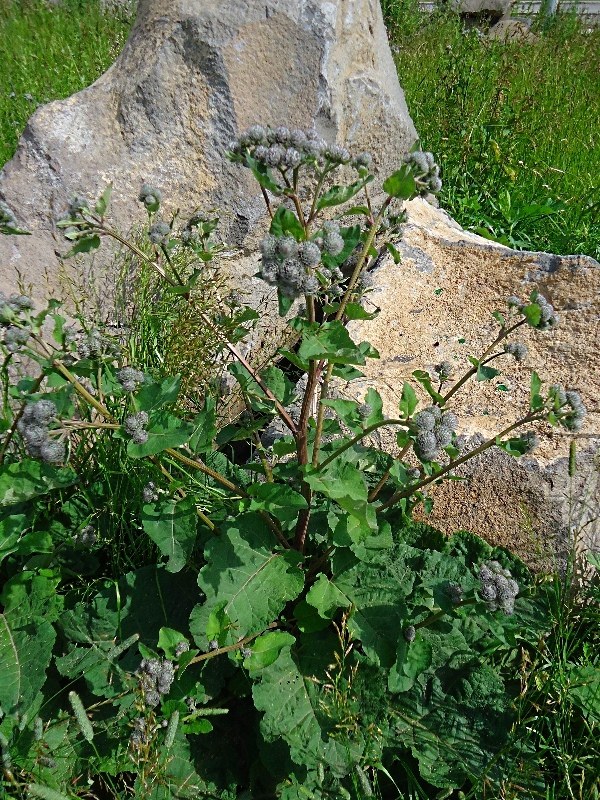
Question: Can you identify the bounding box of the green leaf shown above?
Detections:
[385,241,402,264]
[316,177,373,211]
[135,376,181,411]
[0,609,55,716]
[399,382,418,419]
[64,233,101,258]
[530,371,543,411]
[412,370,444,404]
[476,364,500,382]
[246,483,308,514]
[192,514,304,645]
[343,303,379,321]
[383,165,416,200]
[304,462,376,541]
[320,398,363,434]
[362,387,385,428]
[270,206,304,240]
[0,460,77,507]
[94,182,113,217]
[142,497,197,573]
[244,631,295,672]
[388,636,433,693]
[158,627,189,660]
[523,303,542,327]
[188,395,217,454]
[298,320,376,365]
[567,665,600,721]
[260,366,296,405]
[278,288,295,317]
[246,155,282,195]
[305,574,350,619]
[127,411,194,458]
[325,549,411,666]
[253,645,360,774]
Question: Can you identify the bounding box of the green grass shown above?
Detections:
[384,1,600,259]
[0,0,133,167]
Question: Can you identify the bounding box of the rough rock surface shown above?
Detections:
[451,0,511,18]
[345,198,599,568]
[0,0,416,304]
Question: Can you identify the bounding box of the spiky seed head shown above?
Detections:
[403,625,416,642]
[480,583,497,602]
[435,360,453,379]
[303,275,320,295]
[353,152,372,168]
[148,221,171,246]
[32,400,58,424]
[144,689,161,707]
[290,128,308,149]
[504,341,528,361]
[415,431,439,462]
[283,148,302,169]
[434,424,453,448]
[39,439,65,464]
[323,232,345,257]
[298,241,321,267]
[440,411,458,431]
[276,236,298,258]
[175,641,190,656]
[414,410,436,431]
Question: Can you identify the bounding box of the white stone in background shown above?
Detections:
[345,197,599,569]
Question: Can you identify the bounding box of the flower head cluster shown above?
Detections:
[117,367,145,393]
[175,641,190,657]
[124,412,149,444]
[260,234,325,297]
[129,716,149,747]
[142,481,159,503]
[478,561,519,614]
[2,325,30,353]
[0,293,34,352]
[148,221,171,246]
[509,292,559,330]
[553,387,586,432]
[517,430,539,453]
[315,220,345,258]
[77,328,120,361]
[434,360,454,380]
[0,291,34,330]
[503,341,528,362]
[138,183,161,212]
[17,400,64,463]
[403,150,442,195]
[77,525,97,547]
[413,406,457,461]
[138,658,175,707]
[229,125,372,173]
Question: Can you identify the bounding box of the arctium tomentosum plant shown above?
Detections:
[0,127,590,799]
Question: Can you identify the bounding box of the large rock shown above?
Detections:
[0,0,416,304]
[345,198,599,568]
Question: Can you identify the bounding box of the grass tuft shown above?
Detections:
[0,0,133,167]
[385,2,600,259]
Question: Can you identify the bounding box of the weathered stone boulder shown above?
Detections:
[450,0,511,21]
[0,0,416,303]
[344,198,599,568]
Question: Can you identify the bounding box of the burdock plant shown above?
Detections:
[0,126,592,799]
